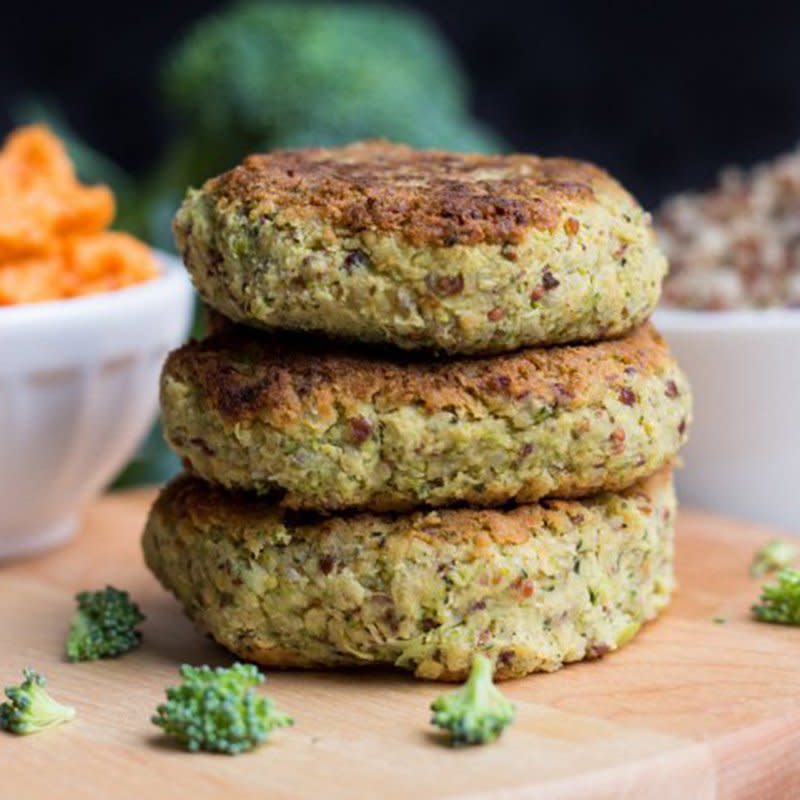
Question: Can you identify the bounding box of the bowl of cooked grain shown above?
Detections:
[655,146,800,532]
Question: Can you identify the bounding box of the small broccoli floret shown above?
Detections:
[750,540,798,578]
[152,663,293,754]
[753,568,800,625]
[430,655,514,746]
[66,586,145,662]
[0,669,75,735]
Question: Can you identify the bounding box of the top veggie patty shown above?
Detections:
[162,323,690,512]
[174,141,667,353]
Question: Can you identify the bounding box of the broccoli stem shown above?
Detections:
[17,681,76,734]
[430,654,514,746]
[0,669,75,735]
[461,655,494,708]
[750,540,798,578]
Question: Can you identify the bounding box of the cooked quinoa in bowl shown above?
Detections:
[654,145,800,530]
[657,147,800,310]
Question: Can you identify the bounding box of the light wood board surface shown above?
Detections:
[1,490,799,800]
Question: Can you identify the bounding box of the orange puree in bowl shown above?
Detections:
[0,125,158,305]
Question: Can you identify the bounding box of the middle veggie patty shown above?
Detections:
[162,323,691,512]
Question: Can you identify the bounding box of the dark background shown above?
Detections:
[1,0,798,208]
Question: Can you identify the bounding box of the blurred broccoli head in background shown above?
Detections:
[163,1,500,171]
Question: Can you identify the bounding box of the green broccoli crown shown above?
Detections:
[152,663,293,754]
[750,539,798,578]
[0,668,75,735]
[753,568,800,625]
[162,1,500,174]
[430,655,514,746]
[66,586,145,662]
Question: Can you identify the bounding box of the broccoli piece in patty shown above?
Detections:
[152,663,293,754]
[750,539,798,578]
[430,655,514,746]
[66,586,145,662]
[752,568,800,625]
[0,669,75,735]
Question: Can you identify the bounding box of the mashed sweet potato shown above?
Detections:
[0,125,158,305]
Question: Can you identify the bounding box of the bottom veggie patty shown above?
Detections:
[143,469,675,681]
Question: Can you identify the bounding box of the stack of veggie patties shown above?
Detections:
[143,142,691,681]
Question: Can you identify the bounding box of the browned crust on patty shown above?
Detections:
[198,140,636,247]
[213,646,528,682]
[165,323,673,427]
[152,466,672,550]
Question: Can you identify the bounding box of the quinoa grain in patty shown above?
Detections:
[658,147,800,310]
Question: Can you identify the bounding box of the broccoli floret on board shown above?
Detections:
[430,655,514,746]
[152,663,293,754]
[66,586,145,662]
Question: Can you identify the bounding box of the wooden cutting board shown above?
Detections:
[0,490,799,800]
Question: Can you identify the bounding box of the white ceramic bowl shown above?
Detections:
[654,307,800,533]
[0,252,193,559]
